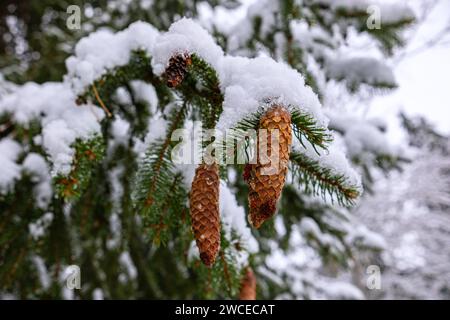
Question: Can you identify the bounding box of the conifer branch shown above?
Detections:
[290,151,360,206]
[132,104,189,243]
[55,135,105,200]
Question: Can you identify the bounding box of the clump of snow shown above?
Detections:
[227,0,279,54]
[143,116,169,145]
[119,251,138,280]
[217,55,328,131]
[345,123,393,156]
[290,20,336,55]
[29,212,54,240]
[327,111,396,158]
[0,138,22,193]
[320,281,364,300]
[110,116,131,146]
[114,87,132,105]
[92,288,104,300]
[66,21,158,94]
[32,256,51,290]
[326,57,396,88]
[152,18,224,75]
[42,120,77,175]
[22,153,52,209]
[0,82,104,176]
[130,80,158,114]
[347,225,387,250]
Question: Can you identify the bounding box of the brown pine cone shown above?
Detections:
[190,163,221,266]
[165,53,192,88]
[239,267,257,300]
[246,105,292,228]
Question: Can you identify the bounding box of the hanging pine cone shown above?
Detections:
[245,105,292,228]
[190,163,221,266]
[165,53,192,88]
[239,267,257,300]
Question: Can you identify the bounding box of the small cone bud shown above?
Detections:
[247,105,292,228]
[239,267,257,300]
[165,53,192,88]
[190,163,221,266]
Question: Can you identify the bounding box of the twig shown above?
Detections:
[91,84,112,117]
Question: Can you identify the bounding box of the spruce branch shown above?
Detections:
[177,54,223,129]
[132,104,189,243]
[54,135,105,200]
[290,151,360,206]
[225,108,331,165]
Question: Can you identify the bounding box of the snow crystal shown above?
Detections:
[152,18,224,75]
[0,138,22,193]
[66,21,158,94]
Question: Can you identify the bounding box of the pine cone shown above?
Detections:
[165,53,192,88]
[246,105,292,228]
[190,163,221,266]
[239,267,257,300]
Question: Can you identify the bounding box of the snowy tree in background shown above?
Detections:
[356,115,450,300]
[0,0,415,299]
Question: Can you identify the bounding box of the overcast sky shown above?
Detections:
[368,0,450,143]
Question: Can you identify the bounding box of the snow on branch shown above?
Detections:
[326,57,397,91]
[66,21,159,95]
[0,82,104,177]
[152,17,224,76]
[217,56,328,132]
[0,138,22,193]
[313,0,415,26]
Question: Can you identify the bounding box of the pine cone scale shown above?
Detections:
[247,105,292,228]
[190,163,221,266]
[165,53,192,88]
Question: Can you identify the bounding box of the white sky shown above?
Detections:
[368,0,450,142]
